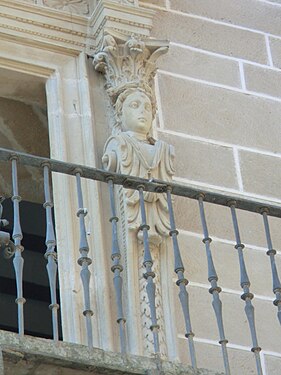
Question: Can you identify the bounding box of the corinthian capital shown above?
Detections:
[93,31,169,104]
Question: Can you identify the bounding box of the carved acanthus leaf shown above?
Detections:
[93,32,168,102]
[43,0,89,14]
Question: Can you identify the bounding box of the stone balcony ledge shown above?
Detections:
[0,331,223,375]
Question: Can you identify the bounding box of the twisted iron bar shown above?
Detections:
[166,188,197,369]
[75,170,94,348]
[107,178,127,354]
[43,163,60,342]
[198,194,230,375]
[11,156,26,336]
[138,186,160,354]
[229,202,263,375]
[260,208,281,325]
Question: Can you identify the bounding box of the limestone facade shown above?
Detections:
[0,1,280,374]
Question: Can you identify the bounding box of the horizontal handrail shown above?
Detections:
[0,147,281,218]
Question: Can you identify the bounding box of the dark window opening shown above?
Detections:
[0,199,62,339]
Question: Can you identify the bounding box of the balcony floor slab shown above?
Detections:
[0,330,223,375]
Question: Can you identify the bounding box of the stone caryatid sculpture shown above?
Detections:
[102,88,175,243]
[94,32,173,356]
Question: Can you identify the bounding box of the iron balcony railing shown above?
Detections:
[0,147,280,375]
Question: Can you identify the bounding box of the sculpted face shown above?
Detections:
[121,91,153,136]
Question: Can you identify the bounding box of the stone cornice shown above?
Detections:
[0,56,54,77]
[0,0,87,25]
[0,0,157,56]
[89,0,155,47]
[0,0,91,54]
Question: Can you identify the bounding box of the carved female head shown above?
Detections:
[114,88,156,138]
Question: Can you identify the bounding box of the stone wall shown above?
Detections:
[1,1,280,374]
[138,0,281,374]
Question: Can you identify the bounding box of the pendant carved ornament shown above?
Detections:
[43,0,89,14]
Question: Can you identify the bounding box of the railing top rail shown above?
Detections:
[1,147,281,218]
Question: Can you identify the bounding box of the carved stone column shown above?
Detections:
[93,31,174,357]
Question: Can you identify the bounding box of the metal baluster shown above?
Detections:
[43,163,59,341]
[138,185,160,354]
[107,178,127,354]
[229,201,263,375]
[260,208,281,325]
[11,156,26,336]
[198,194,230,375]
[166,188,197,369]
[75,170,93,347]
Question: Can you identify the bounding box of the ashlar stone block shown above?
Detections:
[158,44,241,88]
[239,150,281,200]
[244,63,281,98]
[170,0,281,38]
[173,195,281,249]
[270,37,281,69]
[173,284,281,353]
[264,354,281,375]
[177,336,257,375]
[158,74,281,153]
[158,132,238,189]
[177,232,278,297]
[151,11,268,64]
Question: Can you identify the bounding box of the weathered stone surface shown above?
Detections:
[244,63,281,98]
[264,354,281,375]
[158,45,241,87]
[239,150,281,200]
[159,132,238,189]
[158,74,281,153]
[0,330,223,375]
[174,284,281,353]
[140,0,166,8]
[43,0,89,15]
[174,195,281,249]
[151,12,268,64]
[177,232,278,297]
[177,337,257,375]
[170,0,281,37]
[270,37,281,69]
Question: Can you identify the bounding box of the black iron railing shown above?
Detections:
[0,147,280,375]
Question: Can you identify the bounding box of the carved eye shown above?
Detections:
[130,101,139,109]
